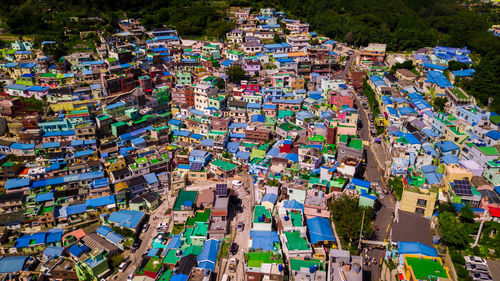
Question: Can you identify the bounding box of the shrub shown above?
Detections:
[450,251,465,265]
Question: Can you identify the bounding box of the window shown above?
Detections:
[415,207,425,215]
[416,199,427,207]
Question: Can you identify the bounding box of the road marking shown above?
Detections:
[390,197,393,204]
[386,224,390,232]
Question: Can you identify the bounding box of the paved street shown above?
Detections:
[220,173,254,281]
[113,194,173,281]
[335,50,358,79]
[354,92,395,281]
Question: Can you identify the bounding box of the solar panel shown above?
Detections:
[215,184,228,197]
[454,180,472,196]
[190,163,203,172]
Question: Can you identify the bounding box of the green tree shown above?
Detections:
[222,151,232,159]
[273,34,283,44]
[109,254,124,270]
[328,195,375,244]
[215,78,225,90]
[390,60,413,74]
[387,177,403,200]
[438,211,469,249]
[448,60,469,71]
[459,204,475,223]
[226,65,245,84]
[433,97,447,112]
[437,201,457,215]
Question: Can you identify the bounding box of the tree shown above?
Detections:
[345,31,355,45]
[273,34,283,44]
[309,38,320,45]
[109,254,125,270]
[215,77,225,90]
[438,211,469,249]
[328,195,375,243]
[226,65,245,84]
[433,97,447,112]
[448,60,469,71]
[459,204,475,223]
[437,201,457,215]
[387,177,403,200]
[222,151,232,159]
[390,60,414,74]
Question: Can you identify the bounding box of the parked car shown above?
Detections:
[133,239,141,249]
[465,256,488,266]
[142,223,149,233]
[118,260,131,272]
[237,222,244,231]
[232,180,243,187]
[470,272,493,281]
[127,272,134,281]
[157,222,168,231]
[466,263,489,274]
[230,243,239,255]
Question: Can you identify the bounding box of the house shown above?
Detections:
[289,258,326,281]
[329,250,363,281]
[106,210,145,232]
[75,249,110,281]
[400,189,437,218]
[173,190,198,224]
[306,217,335,248]
[189,150,211,167]
[129,192,160,212]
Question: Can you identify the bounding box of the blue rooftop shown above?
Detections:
[307,217,335,243]
[108,210,145,229]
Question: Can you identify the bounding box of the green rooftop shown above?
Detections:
[191,222,208,237]
[162,250,181,265]
[182,245,202,256]
[348,139,363,151]
[111,121,127,127]
[279,122,302,132]
[135,157,148,165]
[477,145,499,156]
[158,269,172,281]
[254,205,271,223]
[211,159,236,171]
[308,135,325,143]
[173,190,198,211]
[245,252,282,268]
[287,210,303,227]
[405,256,449,280]
[143,257,162,273]
[339,134,350,143]
[186,210,211,226]
[284,231,310,251]
[290,258,324,272]
[2,162,15,167]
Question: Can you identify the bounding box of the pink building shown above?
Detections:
[328,90,354,109]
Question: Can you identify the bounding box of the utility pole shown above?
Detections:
[473,210,488,247]
[358,210,365,251]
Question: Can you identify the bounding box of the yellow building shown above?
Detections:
[114,182,129,193]
[104,156,127,173]
[403,254,451,281]
[400,189,437,218]
[442,164,473,190]
[290,77,305,91]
